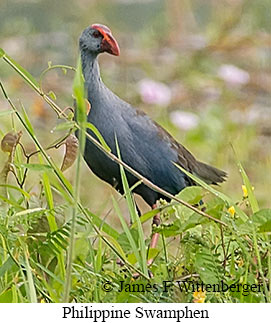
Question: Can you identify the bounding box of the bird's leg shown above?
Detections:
[147,204,160,266]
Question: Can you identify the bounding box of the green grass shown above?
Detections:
[0,49,270,303]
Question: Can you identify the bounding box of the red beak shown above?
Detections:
[91,24,120,56]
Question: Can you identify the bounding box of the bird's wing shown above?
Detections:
[154,121,197,170]
[122,106,194,172]
[155,121,227,184]
[123,106,226,185]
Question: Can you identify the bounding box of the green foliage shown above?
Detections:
[85,122,111,152]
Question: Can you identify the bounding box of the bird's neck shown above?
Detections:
[80,50,102,93]
[80,50,117,118]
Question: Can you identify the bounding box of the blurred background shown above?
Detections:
[0,0,270,221]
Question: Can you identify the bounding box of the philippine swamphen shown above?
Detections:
[79,24,227,255]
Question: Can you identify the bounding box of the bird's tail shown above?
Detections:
[193,161,227,185]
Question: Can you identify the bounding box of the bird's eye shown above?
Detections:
[93,30,100,38]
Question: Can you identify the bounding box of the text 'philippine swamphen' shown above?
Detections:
[79,24,227,259]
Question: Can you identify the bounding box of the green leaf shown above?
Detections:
[0,289,12,303]
[85,122,111,152]
[95,237,103,273]
[205,197,225,219]
[2,52,40,88]
[43,173,54,210]
[176,186,203,205]
[194,247,223,284]
[127,252,137,265]
[43,173,59,232]
[174,187,205,229]
[14,208,45,217]
[130,208,160,229]
[74,237,90,262]
[34,262,64,285]
[21,103,34,136]
[179,213,207,231]
[106,235,127,262]
[0,194,25,210]
[157,223,180,237]
[251,209,271,233]
[175,163,248,222]
[0,257,16,277]
[84,209,119,240]
[0,48,5,58]
[116,138,148,276]
[45,170,74,204]
[21,242,37,303]
[53,121,75,132]
[11,285,18,303]
[113,196,141,265]
[237,161,259,213]
[147,248,159,262]
[73,57,86,124]
[21,163,52,172]
[117,229,139,251]
[0,184,30,199]
[48,90,57,100]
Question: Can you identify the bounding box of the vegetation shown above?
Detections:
[0,0,270,303]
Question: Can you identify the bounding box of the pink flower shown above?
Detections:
[170,111,199,131]
[138,79,171,106]
[218,64,250,86]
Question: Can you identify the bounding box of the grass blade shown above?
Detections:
[1,50,40,88]
[85,122,111,152]
[21,241,37,303]
[112,195,141,266]
[43,173,66,281]
[115,138,148,276]
[63,57,86,302]
[237,161,259,213]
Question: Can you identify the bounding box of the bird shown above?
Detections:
[79,23,227,260]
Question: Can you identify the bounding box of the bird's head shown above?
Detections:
[79,23,120,56]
